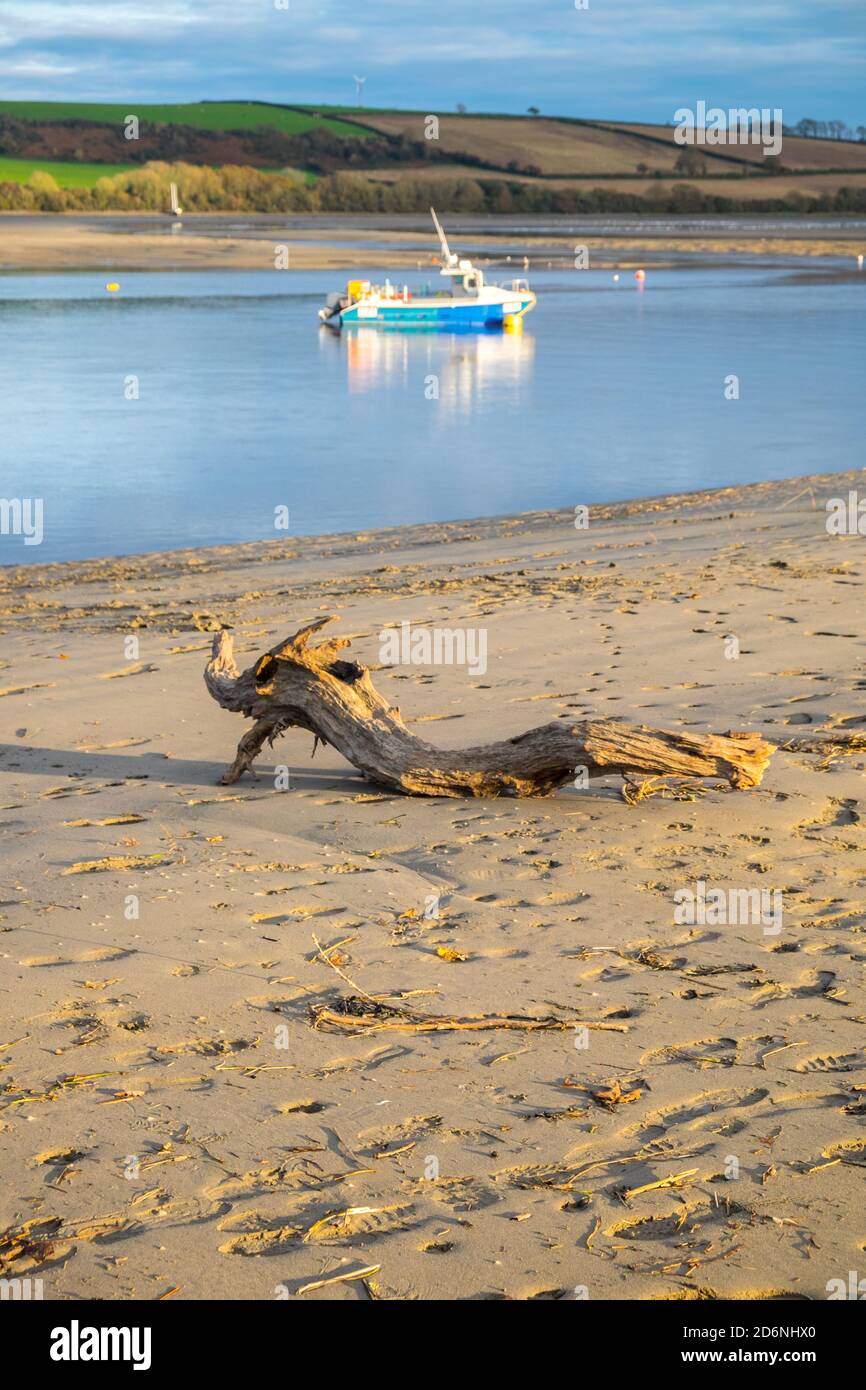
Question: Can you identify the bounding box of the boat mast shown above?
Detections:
[430,207,459,272]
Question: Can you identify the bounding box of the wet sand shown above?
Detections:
[1,213,864,272]
[1,471,864,1300]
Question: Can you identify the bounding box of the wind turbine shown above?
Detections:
[353,75,366,107]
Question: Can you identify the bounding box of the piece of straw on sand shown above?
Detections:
[297,1265,381,1295]
[309,994,628,1034]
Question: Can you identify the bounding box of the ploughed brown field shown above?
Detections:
[355,112,866,178]
[358,113,733,175]
[601,122,866,171]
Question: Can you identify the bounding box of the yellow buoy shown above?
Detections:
[106,282,120,292]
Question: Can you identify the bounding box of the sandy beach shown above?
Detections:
[1,470,864,1301]
[2,213,864,272]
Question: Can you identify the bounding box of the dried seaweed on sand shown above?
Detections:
[310,994,628,1034]
[781,729,866,769]
[622,775,711,805]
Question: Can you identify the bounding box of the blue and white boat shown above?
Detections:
[318,208,536,330]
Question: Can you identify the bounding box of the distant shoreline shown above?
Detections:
[1,211,864,271]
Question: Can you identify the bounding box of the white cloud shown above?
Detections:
[0,0,861,116]
[3,57,80,76]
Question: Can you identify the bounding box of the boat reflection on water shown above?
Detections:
[320,323,535,412]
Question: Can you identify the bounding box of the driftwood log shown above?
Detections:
[204,618,774,798]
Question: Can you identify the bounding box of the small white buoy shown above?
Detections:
[613,273,620,283]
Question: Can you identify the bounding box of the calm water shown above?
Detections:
[1,265,863,564]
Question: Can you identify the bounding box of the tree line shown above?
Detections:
[3,162,866,215]
[790,119,866,142]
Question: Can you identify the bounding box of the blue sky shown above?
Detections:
[0,0,864,127]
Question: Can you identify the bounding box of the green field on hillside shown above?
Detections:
[0,101,368,138]
[0,157,135,186]
[0,157,321,188]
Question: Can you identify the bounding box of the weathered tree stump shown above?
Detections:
[203,617,774,798]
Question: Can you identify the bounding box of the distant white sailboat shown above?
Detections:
[169,182,183,218]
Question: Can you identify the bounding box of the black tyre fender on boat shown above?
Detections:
[320,292,351,322]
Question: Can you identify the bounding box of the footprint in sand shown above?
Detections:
[639,1086,770,1133]
[608,1199,749,1244]
[640,1037,738,1067]
[153,1036,258,1058]
[20,947,133,968]
[357,1113,442,1156]
[794,1052,865,1073]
